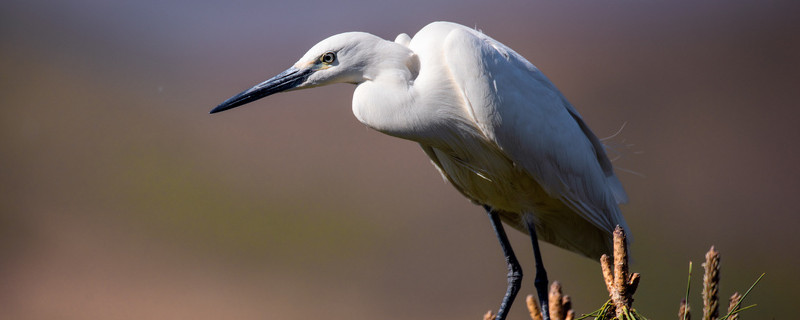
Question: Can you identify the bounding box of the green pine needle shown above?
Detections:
[683,261,693,320]
[719,273,765,320]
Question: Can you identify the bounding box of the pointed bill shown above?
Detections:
[210,67,312,114]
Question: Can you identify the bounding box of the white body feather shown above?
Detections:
[218,21,631,260]
[352,22,629,259]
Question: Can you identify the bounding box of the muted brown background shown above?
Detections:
[2,0,798,319]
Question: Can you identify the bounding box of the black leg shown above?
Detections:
[524,215,550,320]
[484,206,523,320]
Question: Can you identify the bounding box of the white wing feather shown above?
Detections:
[442,28,629,237]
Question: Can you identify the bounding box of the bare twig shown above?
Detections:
[680,299,692,320]
[527,294,544,320]
[600,225,639,317]
[525,283,573,320]
[727,292,742,320]
[628,273,640,295]
[703,246,720,320]
[601,254,614,294]
[562,295,574,320]
[549,282,564,320]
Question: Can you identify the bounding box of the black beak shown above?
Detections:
[210,67,312,114]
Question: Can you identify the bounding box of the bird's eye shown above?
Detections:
[320,52,336,64]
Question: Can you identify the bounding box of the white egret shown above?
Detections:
[211,21,629,320]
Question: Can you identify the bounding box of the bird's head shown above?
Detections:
[211,32,413,114]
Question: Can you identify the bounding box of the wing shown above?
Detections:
[442,27,628,235]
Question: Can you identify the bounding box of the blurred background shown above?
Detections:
[2,0,798,319]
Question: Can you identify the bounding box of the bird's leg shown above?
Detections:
[524,215,550,320]
[485,206,523,320]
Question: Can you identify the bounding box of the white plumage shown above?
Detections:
[212,21,630,320]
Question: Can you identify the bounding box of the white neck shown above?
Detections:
[351,42,429,141]
[352,70,420,139]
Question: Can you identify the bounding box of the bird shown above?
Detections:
[211,21,629,320]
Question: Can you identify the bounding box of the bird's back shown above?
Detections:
[406,22,629,260]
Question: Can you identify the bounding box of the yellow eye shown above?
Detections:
[320,51,336,64]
